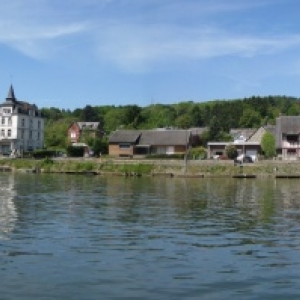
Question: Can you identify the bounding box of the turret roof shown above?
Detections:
[6,85,16,102]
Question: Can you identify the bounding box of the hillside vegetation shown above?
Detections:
[42,95,300,149]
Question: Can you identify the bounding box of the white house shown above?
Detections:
[0,85,44,156]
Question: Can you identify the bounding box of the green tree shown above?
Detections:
[225,144,238,159]
[175,114,193,129]
[104,108,126,132]
[208,116,223,141]
[93,138,108,155]
[239,108,261,128]
[44,119,70,149]
[261,132,276,158]
[41,107,64,121]
[139,105,176,129]
[80,105,99,122]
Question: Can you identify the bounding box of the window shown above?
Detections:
[30,119,33,128]
[119,143,130,149]
[1,118,5,125]
[29,131,32,139]
[21,119,25,127]
[38,121,41,129]
[37,132,40,140]
[7,129,11,137]
[71,131,76,138]
[8,117,12,125]
[286,134,298,146]
[287,149,296,155]
[1,129,4,137]
[21,130,24,139]
[3,108,11,114]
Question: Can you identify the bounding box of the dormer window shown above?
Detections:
[3,108,11,114]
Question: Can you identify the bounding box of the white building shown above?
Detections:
[0,85,44,156]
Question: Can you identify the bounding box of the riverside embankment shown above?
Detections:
[0,157,300,178]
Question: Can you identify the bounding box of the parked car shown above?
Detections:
[234,154,253,164]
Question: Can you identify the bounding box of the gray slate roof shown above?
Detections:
[264,124,276,136]
[6,85,16,101]
[109,130,141,143]
[276,116,300,134]
[77,122,100,130]
[230,128,257,141]
[0,85,39,115]
[138,130,189,146]
[109,129,190,146]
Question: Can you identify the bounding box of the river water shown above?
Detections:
[1,173,300,299]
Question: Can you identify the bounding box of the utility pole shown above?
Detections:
[184,129,189,174]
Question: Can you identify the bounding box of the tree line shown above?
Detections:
[42,95,300,149]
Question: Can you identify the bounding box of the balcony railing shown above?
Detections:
[282,141,300,148]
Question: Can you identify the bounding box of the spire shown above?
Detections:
[6,84,16,102]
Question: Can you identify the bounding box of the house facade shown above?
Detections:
[68,122,102,144]
[276,116,300,160]
[207,126,275,161]
[207,141,261,160]
[109,129,190,157]
[0,85,44,156]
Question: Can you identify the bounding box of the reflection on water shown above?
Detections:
[1,173,300,299]
[0,174,17,239]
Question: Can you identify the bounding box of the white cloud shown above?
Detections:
[0,0,90,59]
[95,22,300,72]
[0,0,296,68]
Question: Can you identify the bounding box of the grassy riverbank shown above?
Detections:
[1,157,300,178]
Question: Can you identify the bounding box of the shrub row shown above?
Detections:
[32,149,59,159]
[145,154,185,159]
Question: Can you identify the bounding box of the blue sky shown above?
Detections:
[0,0,300,110]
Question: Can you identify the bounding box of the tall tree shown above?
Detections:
[208,116,223,141]
[80,105,99,122]
[261,132,276,158]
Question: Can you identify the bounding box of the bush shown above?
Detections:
[225,144,238,159]
[32,149,57,159]
[189,147,207,159]
[145,153,185,159]
[66,146,85,157]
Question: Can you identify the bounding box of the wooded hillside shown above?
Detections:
[42,95,300,148]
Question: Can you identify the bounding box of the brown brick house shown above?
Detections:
[109,129,191,157]
[68,122,103,144]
